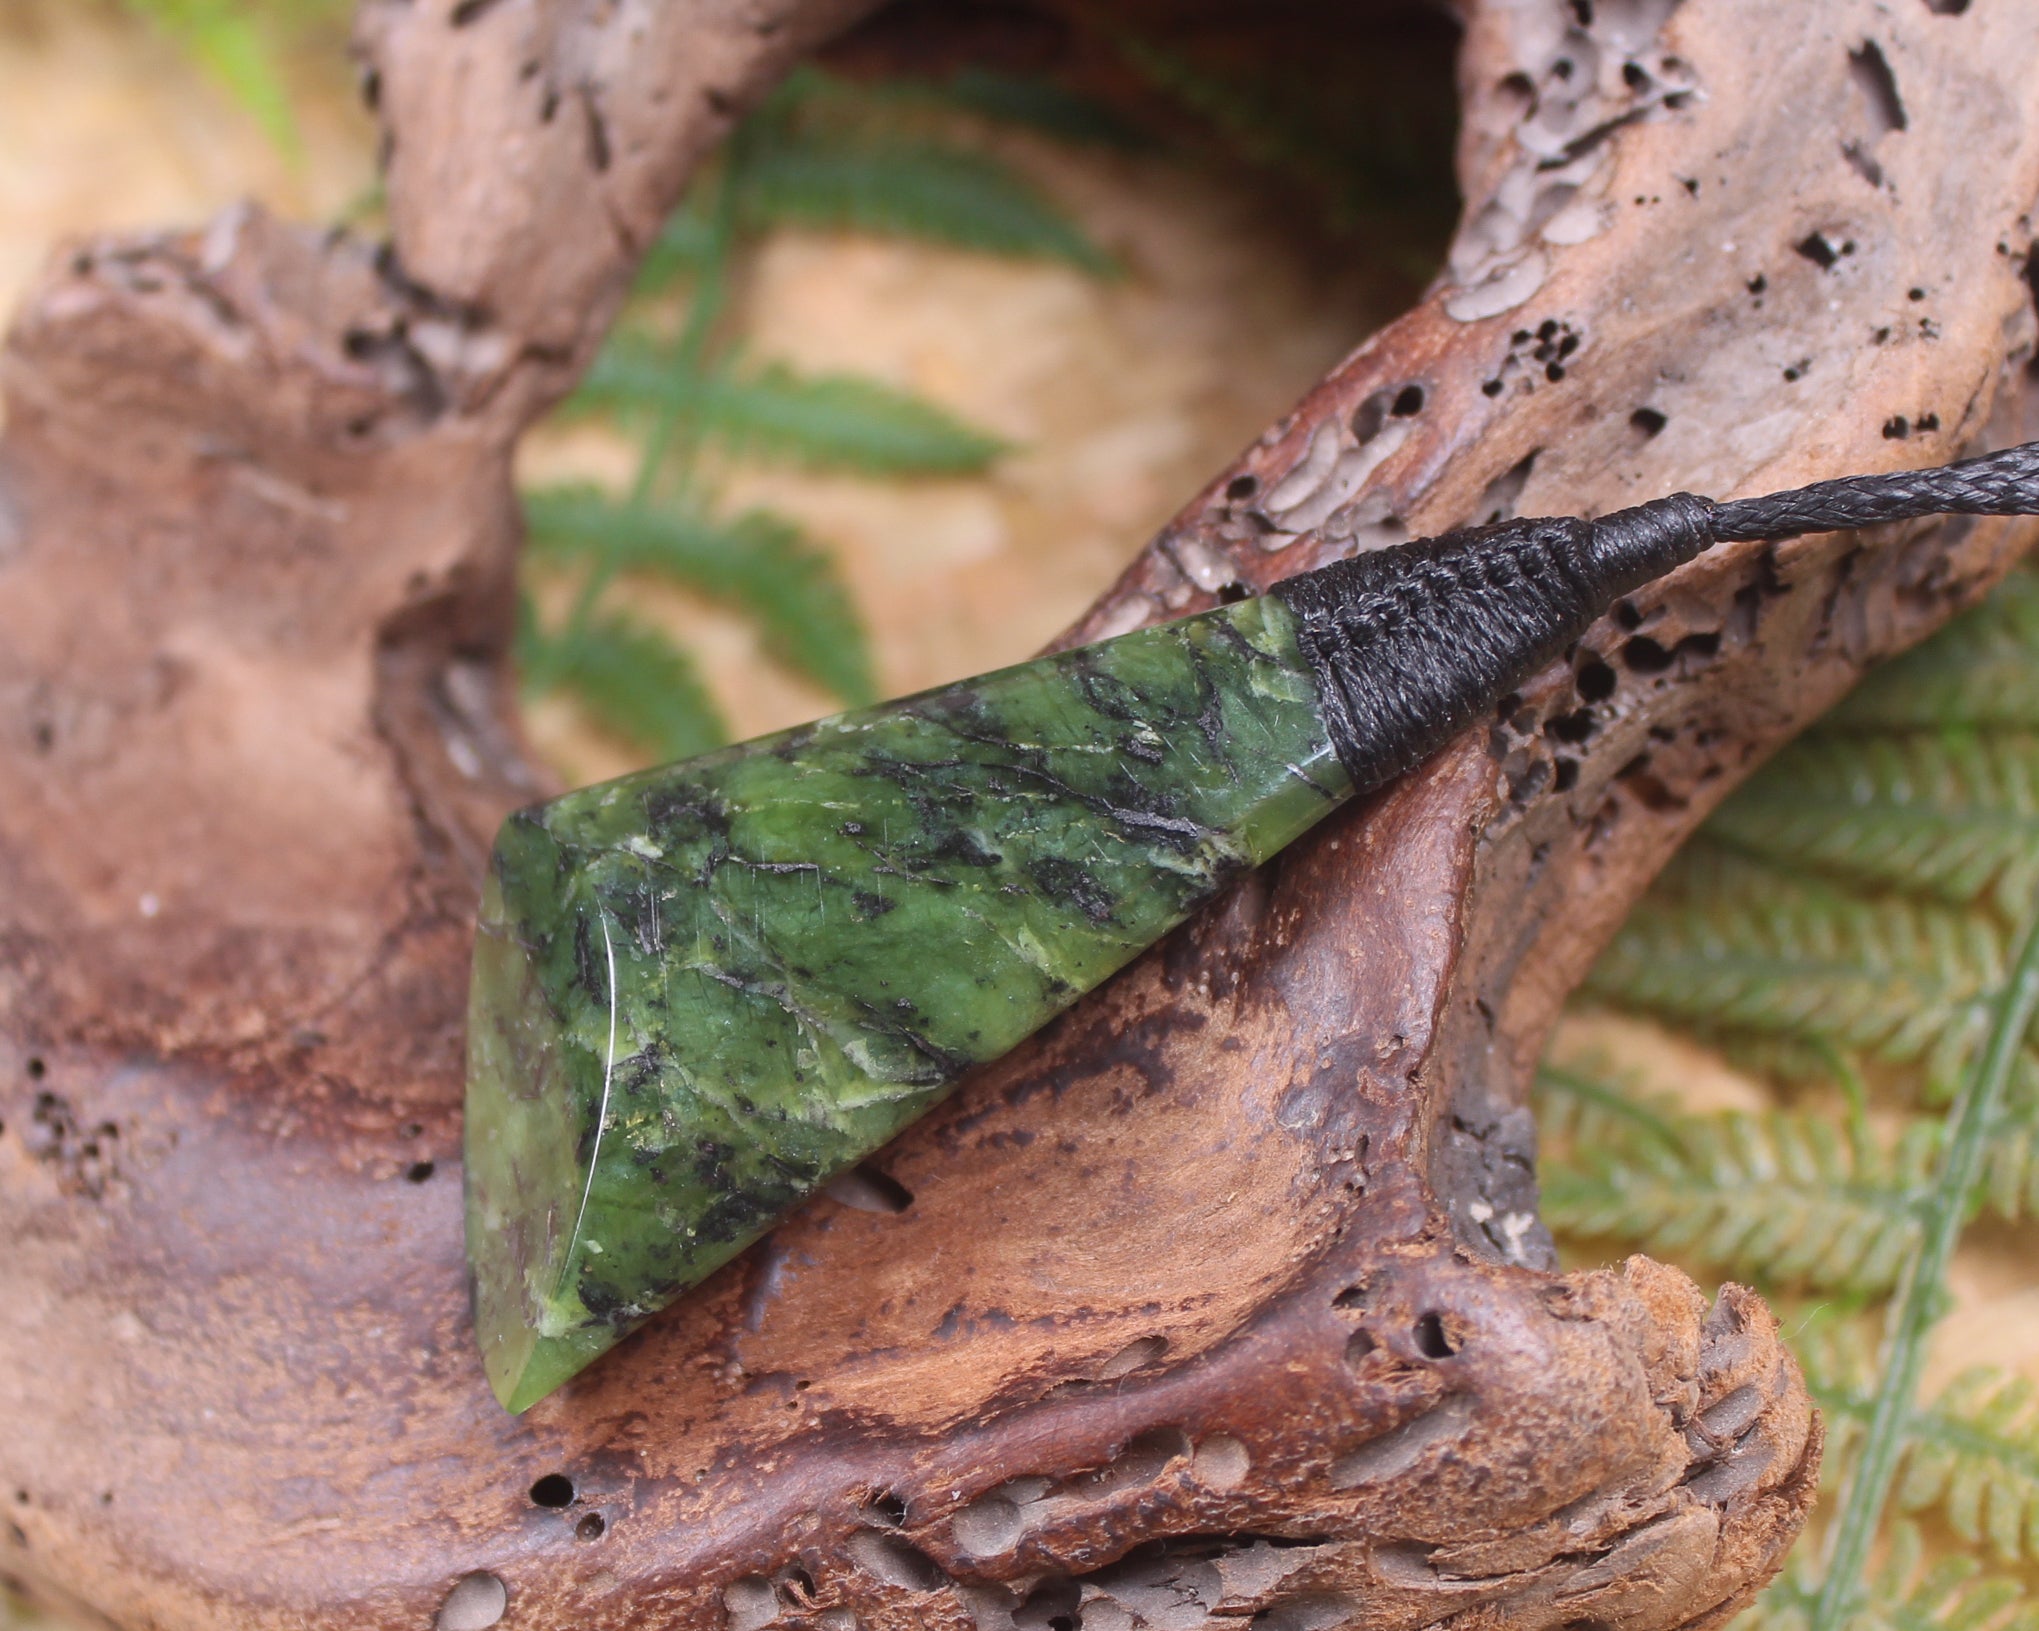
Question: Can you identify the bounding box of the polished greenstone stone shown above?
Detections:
[466,594,1351,1411]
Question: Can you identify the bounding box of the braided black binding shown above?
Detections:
[1712,440,2039,542]
[1271,439,2039,794]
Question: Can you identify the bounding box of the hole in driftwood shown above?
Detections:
[1477,451,1538,524]
[1014,1577,1079,1631]
[1622,635,1674,672]
[1848,38,1908,133]
[846,1530,949,1593]
[952,1495,1024,1557]
[1329,1395,1475,1488]
[528,1474,574,1509]
[722,1576,777,1631]
[1193,1434,1251,1488]
[1068,1426,1192,1499]
[1392,383,1426,417]
[1547,709,1596,745]
[1413,1312,1458,1358]
[824,1164,913,1214]
[575,1513,605,1542]
[1350,389,1397,446]
[1630,406,1667,439]
[1095,1335,1168,1379]
[861,1491,907,1529]
[435,1572,507,1631]
[1344,1328,1378,1365]
[1795,232,1842,270]
[25,1058,44,1081]
[1576,656,1617,702]
[781,1565,818,1605]
[405,1161,435,1184]
[1226,473,1258,501]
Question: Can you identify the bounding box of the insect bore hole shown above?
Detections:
[405,1161,436,1184]
[528,1473,575,1508]
[1413,1313,1459,1359]
[863,1491,908,1528]
[1576,656,1617,703]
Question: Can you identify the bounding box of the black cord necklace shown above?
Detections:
[464,440,2039,1411]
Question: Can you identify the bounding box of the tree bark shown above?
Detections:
[3,3,2037,1630]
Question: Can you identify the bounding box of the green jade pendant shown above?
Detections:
[468,597,1350,1410]
[469,442,2039,1409]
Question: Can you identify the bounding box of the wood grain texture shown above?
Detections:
[3,2,2038,1628]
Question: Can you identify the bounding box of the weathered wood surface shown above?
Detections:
[3,2,2038,1628]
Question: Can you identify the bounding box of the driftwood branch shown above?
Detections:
[4,3,2039,1629]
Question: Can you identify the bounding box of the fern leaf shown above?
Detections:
[1537,1067,1932,1297]
[1708,730,2039,917]
[739,128,1116,272]
[573,353,1007,477]
[1736,1522,2039,1631]
[118,0,307,160]
[633,197,723,295]
[520,609,727,763]
[1585,845,2019,1104]
[1900,1370,2039,1565]
[1830,569,2039,732]
[1978,1117,2039,1222]
[926,68,1148,149]
[524,487,875,705]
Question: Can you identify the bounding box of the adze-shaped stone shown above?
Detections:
[467,447,2039,1410]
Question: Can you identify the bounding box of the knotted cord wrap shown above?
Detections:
[1273,440,2039,794]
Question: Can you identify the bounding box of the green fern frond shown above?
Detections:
[1708,730,2039,917]
[923,68,1148,149]
[780,62,1146,150]
[573,353,1008,476]
[524,487,875,705]
[1797,1328,2039,1569]
[1830,570,2039,732]
[633,196,724,295]
[1978,1116,2039,1222]
[1538,1066,1931,1296]
[117,0,331,161]
[740,129,1116,272]
[519,607,727,762]
[1586,845,2018,1104]
[1900,1370,2039,1565]
[1707,1027,1858,1091]
[1739,1522,2039,1631]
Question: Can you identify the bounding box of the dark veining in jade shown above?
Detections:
[466,595,1349,1411]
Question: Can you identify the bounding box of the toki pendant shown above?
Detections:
[466,444,2039,1410]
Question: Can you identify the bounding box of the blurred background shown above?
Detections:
[10,5,2039,1627]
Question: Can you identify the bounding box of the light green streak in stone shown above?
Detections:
[465,594,1351,1411]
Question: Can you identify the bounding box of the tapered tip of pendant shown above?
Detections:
[476,1313,614,1415]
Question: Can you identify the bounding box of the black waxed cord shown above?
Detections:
[1273,439,2039,793]
[1711,439,2039,541]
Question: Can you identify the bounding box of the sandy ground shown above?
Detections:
[5,4,2039,1623]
